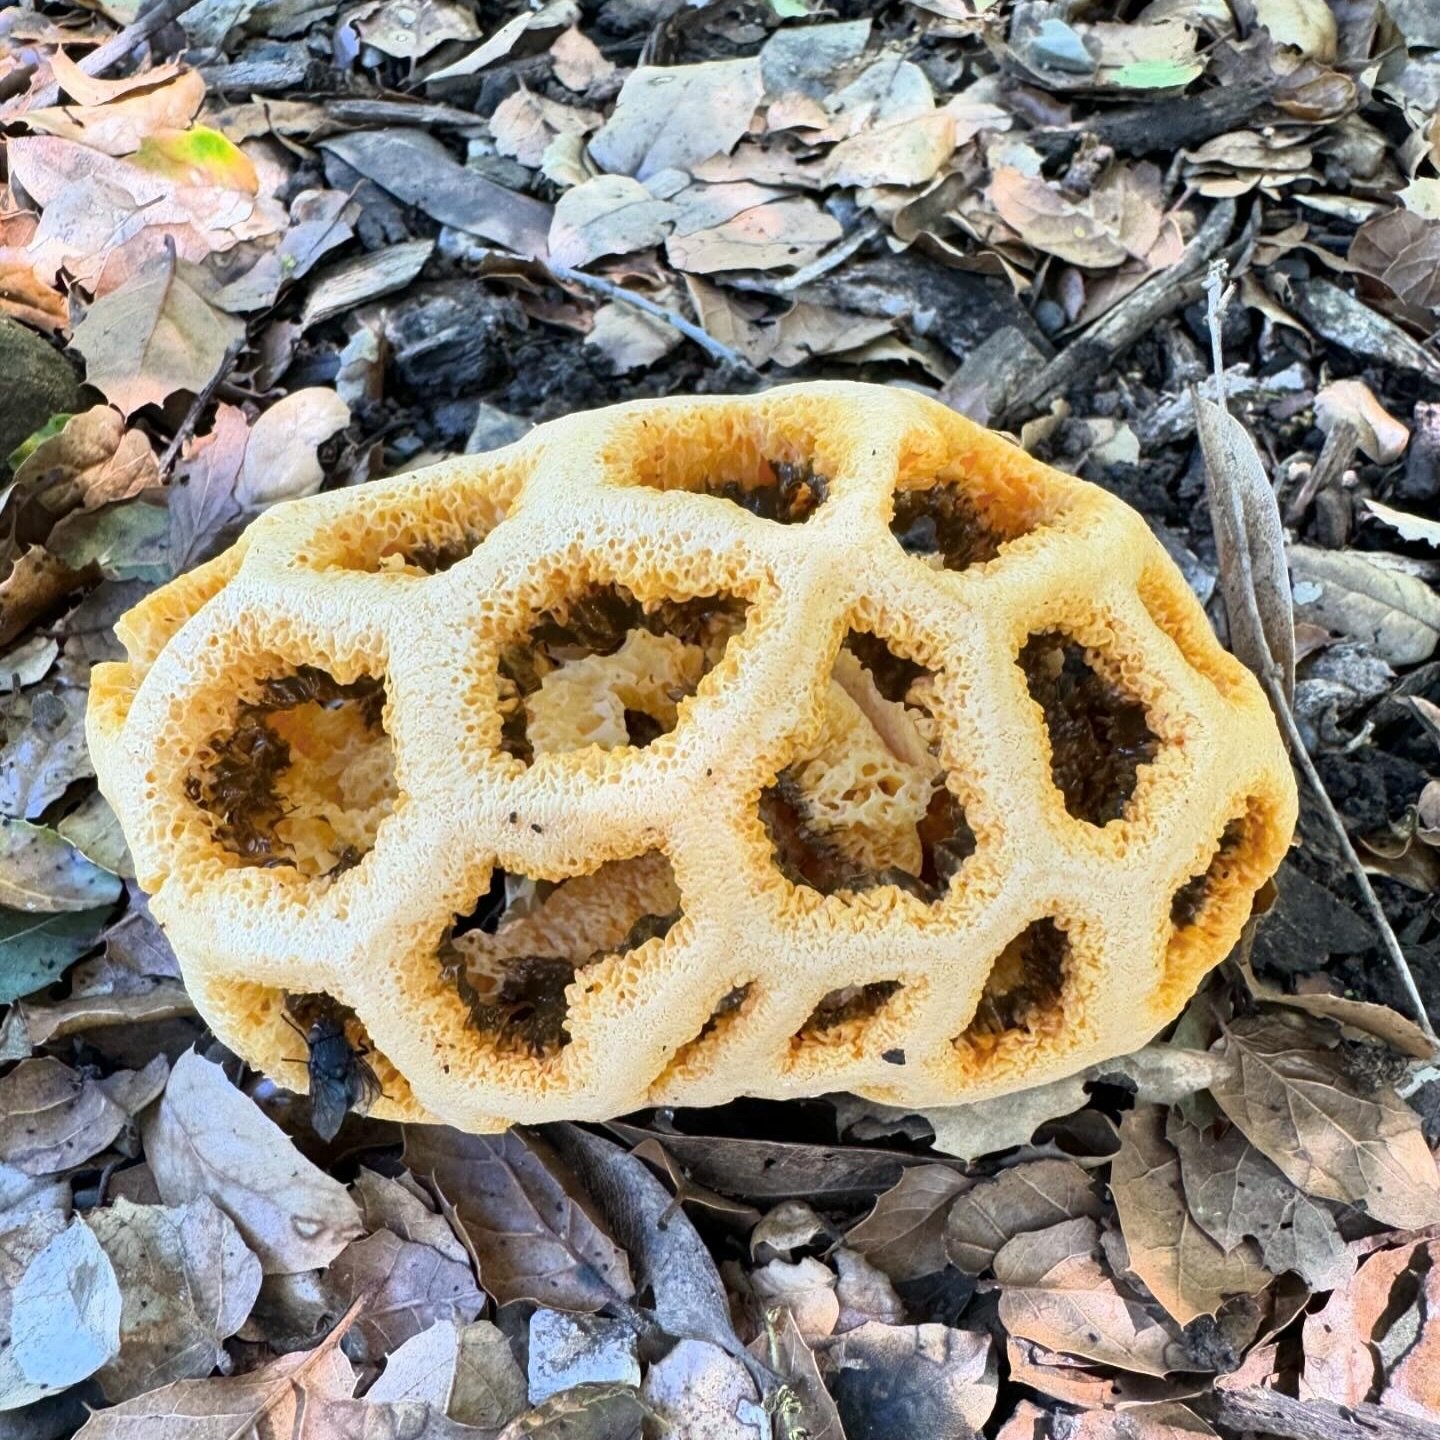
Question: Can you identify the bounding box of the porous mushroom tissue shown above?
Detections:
[87,383,1297,1133]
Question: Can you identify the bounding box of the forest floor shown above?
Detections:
[3,1,1440,1437]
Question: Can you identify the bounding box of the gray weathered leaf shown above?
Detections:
[88,1196,262,1401]
[827,1321,996,1440]
[0,686,92,821]
[528,1309,640,1403]
[1194,393,1295,704]
[640,1338,766,1440]
[0,819,123,913]
[368,1319,527,1431]
[56,793,133,879]
[143,1050,362,1275]
[546,1123,743,1356]
[1290,544,1440,665]
[749,1306,843,1440]
[0,1056,140,1175]
[11,1219,121,1394]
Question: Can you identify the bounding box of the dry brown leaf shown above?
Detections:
[945,1158,1103,1275]
[826,1321,996,1440]
[844,1165,968,1281]
[498,1383,654,1440]
[0,252,68,335]
[402,1126,634,1313]
[491,88,600,169]
[1314,379,1409,462]
[1289,544,1440,665]
[1110,1106,1272,1326]
[47,50,186,107]
[142,1049,363,1275]
[9,135,284,289]
[641,1337,766,1440]
[1253,0,1337,61]
[994,1218,1187,1377]
[588,58,764,181]
[585,302,680,373]
[666,194,841,273]
[236,388,349,508]
[69,244,244,416]
[323,1227,486,1364]
[750,1258,839,1341]
[368,1319,527,1429]
[766,303,893,367]
[350,0,480,60]
[1351,208,1440,314]
[70,1310,361,1440]
[750,1306,843,1440]
[0,1056,159,1175]
[1167,1112,1354,1292]
[21,71,206,158]
[1382,1247,1440,1420]
[550,26,617,93]
[88,1196,261,1402]
[1363,498,1440,550]
[12,406,159,512]
[1302,1240,1429,1404]
[990,162,1163,269]
[1209,1013,1440,1231]
[833,1248,906,1332]
[547,175,674,269]
[0,547,87,649]
[825,112,956,188]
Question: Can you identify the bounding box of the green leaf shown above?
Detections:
[1108,58,1205,89]
[5,414,72,474]
[0,906,110,1003]
[0,818,124,912]
[47,499,172,584]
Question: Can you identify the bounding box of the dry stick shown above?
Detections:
[548,263,749,369]
[773,216,883,295]
[157,338,247,480]
[8,0,202,111]
[1208,1386,1440,1440]
[1203,266,1438,1045]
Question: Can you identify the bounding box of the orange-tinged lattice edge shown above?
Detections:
[86,383,1296,1132]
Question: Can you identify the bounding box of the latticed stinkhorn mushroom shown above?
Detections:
[87,383,1297,1132]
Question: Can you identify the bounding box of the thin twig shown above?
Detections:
[548,263,749,368]
[774,216,882,295]
[7,0,202,111]
[1203,269,1438,1046]
[157,338,247,480]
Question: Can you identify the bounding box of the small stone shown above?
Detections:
[467,403,532,455]
[0,319,82,471]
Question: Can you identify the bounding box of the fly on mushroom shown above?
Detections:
[283,992,382,1140]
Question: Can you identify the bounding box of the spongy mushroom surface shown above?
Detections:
[86,383,1297,1132]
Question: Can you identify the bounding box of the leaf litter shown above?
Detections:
[2,0,1440,1436]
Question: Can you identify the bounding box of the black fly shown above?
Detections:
[283,993,381,1140]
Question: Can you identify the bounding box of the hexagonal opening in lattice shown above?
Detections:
[759,629,974,903]
[185,664,396,876]
[1018,631,1159,827]
[613,409,835,523]
[302,463,524,574]
[495,581,749,764]
[438,850,680,1061]
[954,917,1070,1055]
